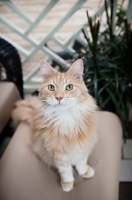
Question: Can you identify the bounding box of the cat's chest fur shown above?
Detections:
[35,101,92,137]
[29,102,97,169]
[31,101,96,166]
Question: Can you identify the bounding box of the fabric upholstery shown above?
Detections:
[0,111,122,200]
[0,82,21,133]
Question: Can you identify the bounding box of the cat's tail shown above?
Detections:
[11,99,34,126]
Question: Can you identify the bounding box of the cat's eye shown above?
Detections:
[48,84,55,91]
[65,84,73,91]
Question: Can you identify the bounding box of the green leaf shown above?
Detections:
[105,87,118,108]
[104,0,113,39]
[98,82,109,95]
[102,96,111,108]
[93,68,98,98]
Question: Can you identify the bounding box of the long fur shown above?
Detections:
[12,59,98,192]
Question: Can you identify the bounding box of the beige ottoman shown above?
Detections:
[0,111,122,200]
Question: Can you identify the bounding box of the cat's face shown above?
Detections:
[39,60,88,110]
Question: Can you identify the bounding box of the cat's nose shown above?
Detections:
[55,97,63,101]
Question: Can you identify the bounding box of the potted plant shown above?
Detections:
[77,0,132,139]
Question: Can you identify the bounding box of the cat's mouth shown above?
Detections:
[54,101,69,108]
[55,102,65,106]
[55,99,65,106]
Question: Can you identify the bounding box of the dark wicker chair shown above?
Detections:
[0,38,23,98]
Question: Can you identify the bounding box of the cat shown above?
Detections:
[12,59,98,192]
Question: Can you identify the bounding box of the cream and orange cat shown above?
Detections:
[12,59,97,192]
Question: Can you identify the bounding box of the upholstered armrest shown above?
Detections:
[0,111,122,200]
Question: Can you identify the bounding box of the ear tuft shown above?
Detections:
[68,59,84,80]
[40,60,55,82]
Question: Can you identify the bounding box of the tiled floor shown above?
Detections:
[119,182,132,200]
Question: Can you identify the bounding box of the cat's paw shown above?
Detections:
[81,166,95,179]
[61,181,74,192]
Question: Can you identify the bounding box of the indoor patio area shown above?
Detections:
[0,1,132,199]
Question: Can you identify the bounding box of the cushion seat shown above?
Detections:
[0,111,122,200]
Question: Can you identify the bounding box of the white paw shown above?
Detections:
[61,181,74,192]
[81,166,95,179]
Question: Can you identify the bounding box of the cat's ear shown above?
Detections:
[68,59,83,80]
[40,60,55,82]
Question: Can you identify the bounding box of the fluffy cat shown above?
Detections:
[12,59,97,192]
